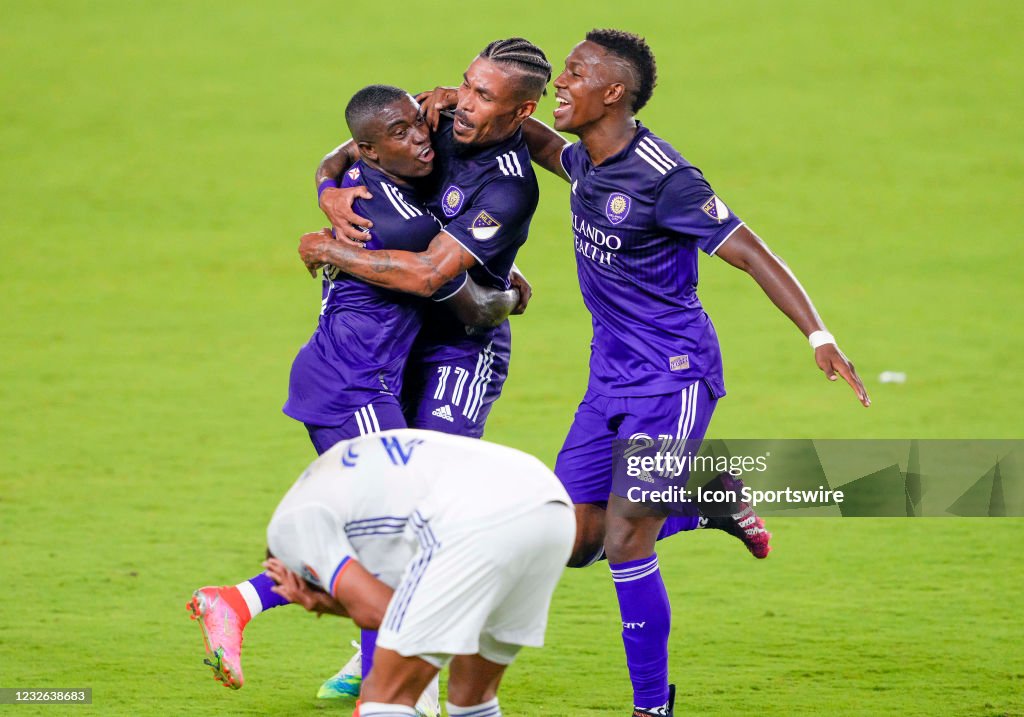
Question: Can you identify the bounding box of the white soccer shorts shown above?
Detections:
[377,501,574,667]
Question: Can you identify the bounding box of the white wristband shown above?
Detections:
[808,330,836,349]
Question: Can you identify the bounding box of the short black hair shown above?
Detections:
[479,37,552,100]
[585,28,657,113]
[344,84,410,143]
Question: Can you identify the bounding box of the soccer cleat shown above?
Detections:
[414,673,441,717]
[632,683,676,717]
[707,504,772,559]
[187,586,248,689]
[699,473,772,559]
[316,641,362,699]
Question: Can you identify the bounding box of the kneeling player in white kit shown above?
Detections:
[262,429,574,717]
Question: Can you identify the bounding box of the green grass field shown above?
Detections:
[2,1,1022,714]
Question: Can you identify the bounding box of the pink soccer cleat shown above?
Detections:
[722,504,772,559]
[701,473,773,559]
[187,586,251,689]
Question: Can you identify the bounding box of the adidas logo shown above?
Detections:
[431,405,454,422]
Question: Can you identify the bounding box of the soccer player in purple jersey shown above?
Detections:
[187,87,519,711]
[512,30,870,716]
[304,38,551,441]
[300,44,550,703]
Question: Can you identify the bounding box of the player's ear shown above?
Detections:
[604,82,627,107]
[357,140,378,163]
[515,100,538,122]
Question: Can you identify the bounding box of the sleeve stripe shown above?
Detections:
[380,182,411,220]
[635,144,672,174]
[708,221,745,256]
[329,556,353,597]
[393,185,422,216]
[559,143,572,175]
[497,152,523,177]
[508,151,524,177]
[640,137,678,169]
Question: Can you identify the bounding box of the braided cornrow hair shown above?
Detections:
[479,37,552,99]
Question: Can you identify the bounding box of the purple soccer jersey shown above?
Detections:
[414,113,539,364]
[559,123,744,398]
[283,161,447,427]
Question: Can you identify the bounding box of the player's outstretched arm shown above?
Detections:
[315,140,374,241]
[298,228,476,298]
[522,118,570,182]
[715,226,870,407]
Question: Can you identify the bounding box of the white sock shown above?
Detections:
[235,580,263,618]
[358,703,416,716]
[447,696,501,716]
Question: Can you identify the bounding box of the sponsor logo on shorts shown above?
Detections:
[431,404,454,422]
[669,354,690,371]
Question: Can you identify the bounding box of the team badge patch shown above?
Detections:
[346,167,361,181]
[605,192,631,225]
[442,185,465,217]
[470,210,501,240]
[701,195,730,223]
[669,354,690,371]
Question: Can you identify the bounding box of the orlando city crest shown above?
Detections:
[470,210,501,240]
[605,192,631,225]
[442,185,465,218]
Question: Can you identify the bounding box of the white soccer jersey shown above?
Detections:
[266,429,572,594]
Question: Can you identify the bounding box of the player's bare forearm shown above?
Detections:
[298,229,475,298]
[716,226,824,335]
[316,140,359,185]
[523,118,570,182]
[264,558,351,617]
[717,225,870,405]
[331,560,395,630]
[447,278,519,328]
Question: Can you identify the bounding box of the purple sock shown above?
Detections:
[609,554,670,709]
[248,573,290,611]
[361,628,377,679]
[657,514,700,540]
